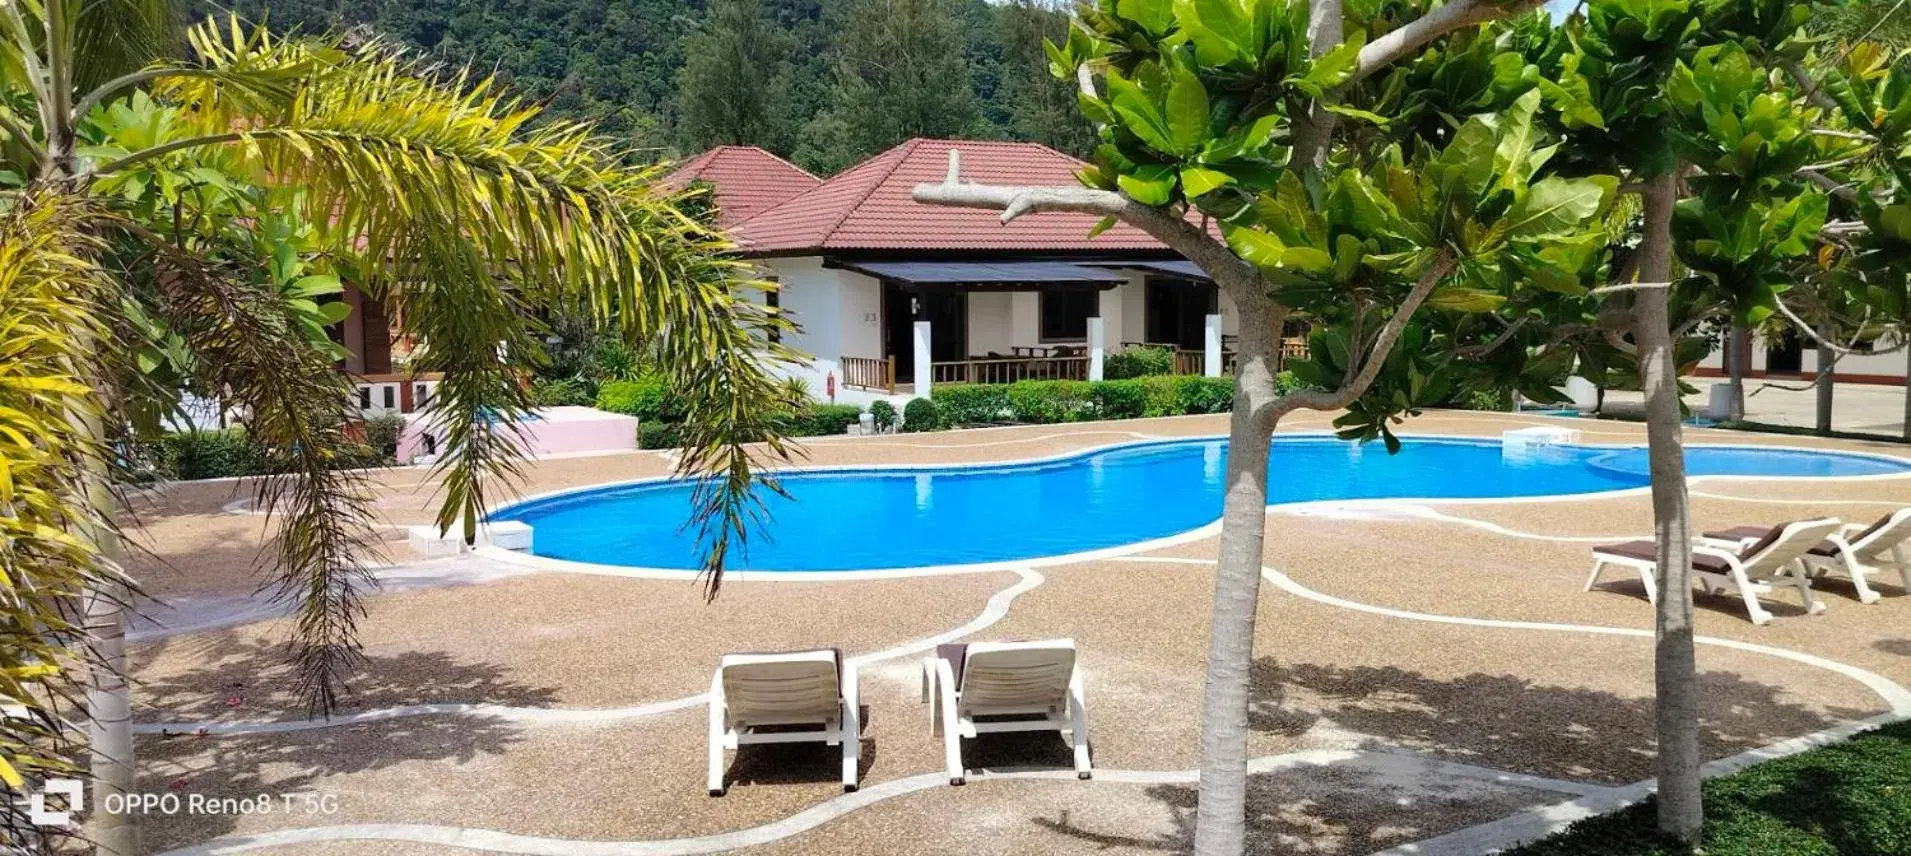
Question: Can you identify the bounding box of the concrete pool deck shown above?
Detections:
[122,410,1911,855]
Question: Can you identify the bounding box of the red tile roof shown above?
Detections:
[664,146,822,228]
[731,139,1173,254]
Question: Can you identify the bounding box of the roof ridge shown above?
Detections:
[707,145,822,182]
[742,138,922,241]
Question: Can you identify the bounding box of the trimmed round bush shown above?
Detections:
[529,377,596,407]
[1104,346,1175,379]
[902,397,943,432]
[868,400,898,432]
[637,421,683,449]
[1091,379,1149,419]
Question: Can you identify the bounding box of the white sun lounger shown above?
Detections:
[921,639,1090,786]
[707,648,859,796]
[1587,517,1844,625]
[1794,508,1911,603]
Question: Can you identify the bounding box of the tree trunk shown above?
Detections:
[1815,338,1835,435]
[1725,326,1746,422]
[1635,172,1703,842]
[85,582,136,855]
[1902,346,1910,442]
[1191,300,1282,856]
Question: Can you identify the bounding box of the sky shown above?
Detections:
[1545,0,1578,20]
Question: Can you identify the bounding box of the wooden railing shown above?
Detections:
[839,355,896,394]
[932,356,1091,385]
[1173,350,1205,376]
[1282,338,1309,359]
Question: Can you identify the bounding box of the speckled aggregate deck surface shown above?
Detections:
[123,410,1911,855]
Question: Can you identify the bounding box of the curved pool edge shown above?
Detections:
[476,431,1911,581]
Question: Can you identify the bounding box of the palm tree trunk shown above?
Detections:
[1192,305,1280,856]
[1636,171,1703,842]
[85,582,136,855]
[1815,338,1834,435]
[1902,346,1910,442]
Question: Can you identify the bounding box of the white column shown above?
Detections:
[1204,313,1223,377]
[1086,300,1106,383]
[913,319,934,396]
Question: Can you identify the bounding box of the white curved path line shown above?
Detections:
[1112,556,1911,716]
[1693,489,1907,506]
[151,749,1614,856]
[1280,502,1636,544]
[136,568,1045,736]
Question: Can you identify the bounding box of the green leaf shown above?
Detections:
[1166,64,1211,156]
[1501,176,1615,240]
[1180,166,1234,198]
[1302,33,1365,94]
[1118,164,1177,205]
[1116,0,1175,34]
[1105,69,1175,154]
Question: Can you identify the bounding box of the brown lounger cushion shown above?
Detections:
[1594,540,1732,574]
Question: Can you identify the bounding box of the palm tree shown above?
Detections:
[1,5,794,853]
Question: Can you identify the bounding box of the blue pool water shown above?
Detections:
[492,437,1909,572]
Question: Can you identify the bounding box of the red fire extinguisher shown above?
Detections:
[826,371,837,404]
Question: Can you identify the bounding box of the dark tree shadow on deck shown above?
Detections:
[132,635,558,851]
[1027,657,1873,854]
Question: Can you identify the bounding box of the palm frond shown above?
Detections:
[134,236,384,715]
[0,188,130,830]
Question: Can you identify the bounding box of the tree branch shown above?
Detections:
[1797,168,1859,203]
[1785,60,1839,113]
[911,149,1266,298]
[1268,251,1458,417]
[1352,0,1546,84]
[1453,316,1531,359]
[71,68,233,125]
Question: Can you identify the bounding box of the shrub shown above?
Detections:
[1091,379,1149,419]
[1273,370,1321,396]
[932,384,1011,425]
[1450,387,1514,412]
[529,377,595,407]
[1175,375,1235,413]
[360,412,407,461]
[786,404,862,437]
[902,397,943,432]
[1006,380,1095,423]
[596,375,675,422]
[154,429,260,480]
[868,400,898,432]
[1104,346,1176,379]
[1133,376,1185,417]
[637,421,683,449]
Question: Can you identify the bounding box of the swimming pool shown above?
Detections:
[490,436,1910,572]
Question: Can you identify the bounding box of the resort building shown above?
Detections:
[1695,331,1911,387]
[669,139,1289,405]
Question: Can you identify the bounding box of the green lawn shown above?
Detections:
[1506,720,1911,855]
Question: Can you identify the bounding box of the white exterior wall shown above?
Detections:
[1699,330,1909,383]
[967,292,1015,355]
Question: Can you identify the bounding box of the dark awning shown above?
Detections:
[1087,260,1212,281]
[830,260,1129,290]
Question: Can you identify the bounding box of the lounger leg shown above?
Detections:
[1068,670,1091,780]
[1731,569,1773,626]
[922,657,939,735]
[1838,546,1883,604]
[841,664,861,793]
[707,679,727,797]
[1584,558,1607,592]
[935,659,965,785]
[1791,561,1826,615]
[1639,564,1658,605]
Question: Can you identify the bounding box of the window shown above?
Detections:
[1040,289,1098,341]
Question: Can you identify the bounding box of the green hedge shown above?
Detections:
[529,377,596,407]
[1103,346,1175,379]
[930,376,1233,426]
[144,428,390,480]
[595,375,676,422]
[868,400,898,432]
[1507,719,1911,856]
[637,421,683,449]
[784,404,862,437]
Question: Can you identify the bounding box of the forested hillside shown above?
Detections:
[185,0,1093,173]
